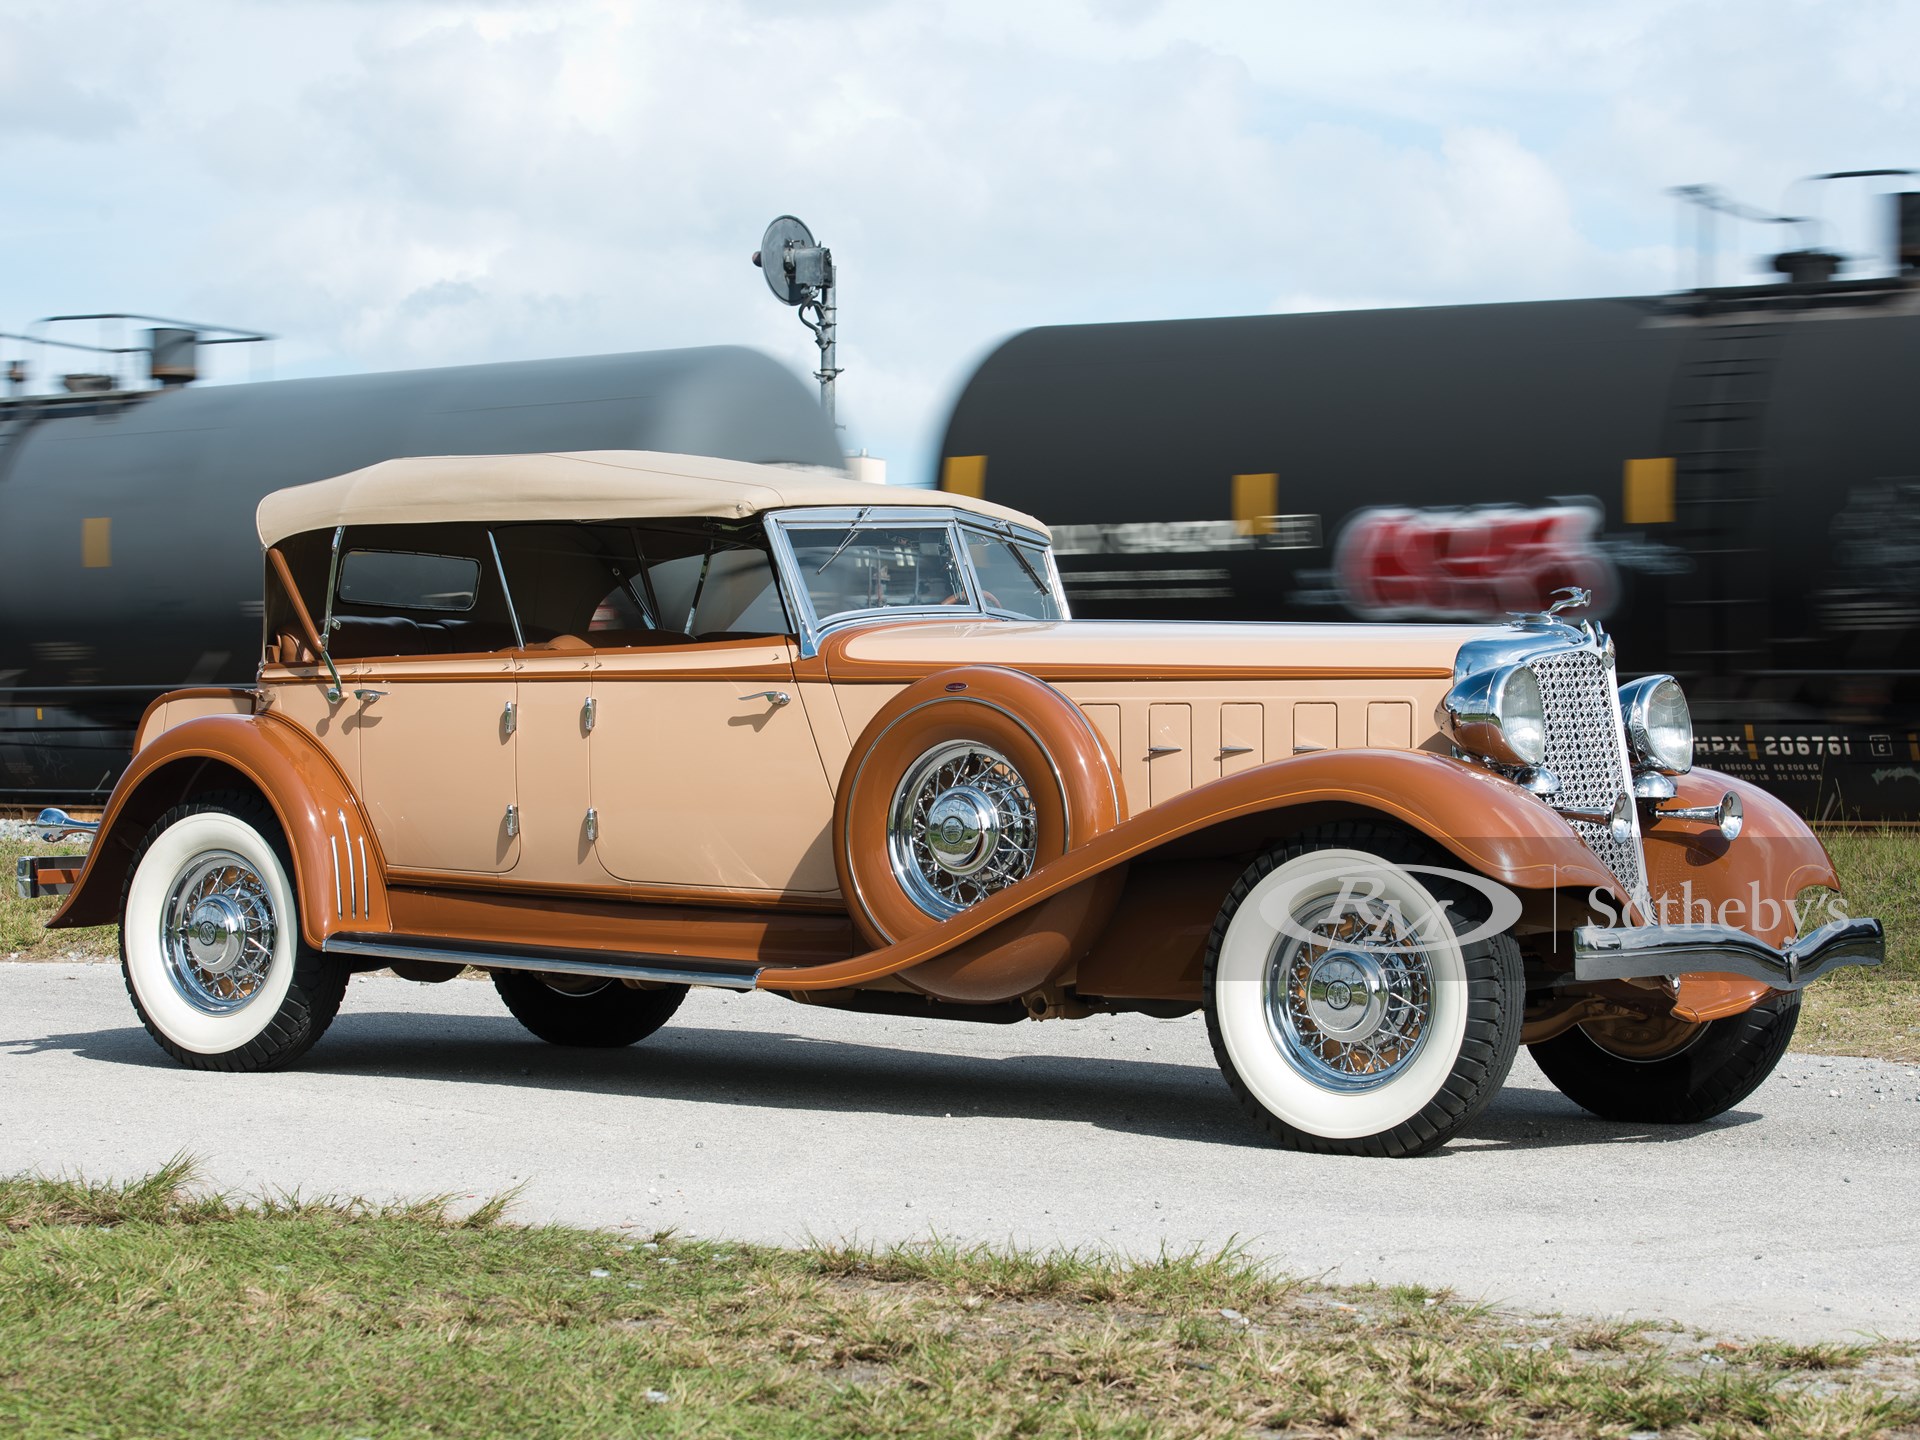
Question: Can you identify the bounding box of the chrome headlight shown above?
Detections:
[1620,674,1692,774]
[1438,663,1546,768]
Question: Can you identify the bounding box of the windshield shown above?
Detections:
[962,533,1060,620]
[776,513,1062,632]
[784,523,972,622]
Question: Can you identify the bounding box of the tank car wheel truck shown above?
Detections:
[31,450,1884,1156]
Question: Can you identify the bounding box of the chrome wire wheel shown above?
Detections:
[1265,893,1435,1092]
[158,849,279,1015]
[886,741,1038,918]
[1205,839,1527,1155]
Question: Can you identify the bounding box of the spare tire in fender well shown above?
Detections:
[832,665,1126,999]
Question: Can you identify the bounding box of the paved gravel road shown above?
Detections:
[4,963,1915,1341]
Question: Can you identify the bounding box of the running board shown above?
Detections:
[323,933,764,991]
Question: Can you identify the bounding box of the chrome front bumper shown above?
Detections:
[1573,917,1885,989]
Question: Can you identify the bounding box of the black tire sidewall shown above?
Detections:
[493,970,687,1048]
[1529,991,1801,1124]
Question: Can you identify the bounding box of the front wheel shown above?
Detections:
[493,971,687,1047]
[120,793,348,1072]
[1529,992,1800,1124]
[1202,826,1524,1158]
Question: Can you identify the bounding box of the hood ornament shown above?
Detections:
[1508,586,1592,629]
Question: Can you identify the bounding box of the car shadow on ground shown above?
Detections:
[5,1007,1763,1154]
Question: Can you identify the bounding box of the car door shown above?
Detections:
[324,538,522,876]
[354,652,521,875]
[586,637,838,897]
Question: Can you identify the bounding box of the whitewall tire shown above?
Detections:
[1202,824,1523,1158]
[120,793,348,1072]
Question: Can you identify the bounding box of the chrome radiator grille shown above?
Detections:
[1532,647,1644,902]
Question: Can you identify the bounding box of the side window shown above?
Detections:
[644,542,788,638]
[492,524,647,645]
[967,537,1060,620]
[337,550,480,611]
[493,521,791,647]
[312,525,516,659]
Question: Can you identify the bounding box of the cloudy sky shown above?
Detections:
[3,0,1913,483]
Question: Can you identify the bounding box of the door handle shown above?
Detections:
[741,690,791,708]
[353,689,388,703]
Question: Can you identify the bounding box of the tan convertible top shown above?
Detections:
[255,450,1046,548]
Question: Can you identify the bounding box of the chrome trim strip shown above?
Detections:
[318,526,346,704]
[487,529,525,650]
[1572,916,1884,989]
[338,811,355,917]
[329,835,342,916]
[322,934,764,990]
[34,807,100,840]
[357,835,370,917]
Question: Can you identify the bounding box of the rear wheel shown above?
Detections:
[492,971,687,1048]
[120,792,348,1072]
[1202,824,1524,1158]
[1529,992,1800,1124]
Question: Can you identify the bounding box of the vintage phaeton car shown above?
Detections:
[32,450,1884,1156]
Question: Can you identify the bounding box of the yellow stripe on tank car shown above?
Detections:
[82,517,112,568]
[1232,472,1278,536]
[1623,457,1675,525]
[941,455,986,498]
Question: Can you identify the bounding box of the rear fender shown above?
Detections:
[49,712,388,948]
[758,748,1616,996]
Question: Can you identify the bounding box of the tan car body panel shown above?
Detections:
[55,607,1835,1022]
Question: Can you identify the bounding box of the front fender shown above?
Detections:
[758,748,1615,995]
[49,712,389,949]
[1644,767,1840,1021]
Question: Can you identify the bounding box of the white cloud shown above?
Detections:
[0,0,1912,482]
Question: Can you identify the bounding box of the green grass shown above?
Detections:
[0,836,114,961]
[1797,828,1920,1060]
[6,829,1920,1058]
[1,1164,1915,1440]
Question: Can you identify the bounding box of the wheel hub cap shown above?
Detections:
[1264,894,1435,1092]
[924,787,1001,876]
[184,896,247,974]
[1302,951,1392,1040]
[888,742,1038,919]
[161,849,278,1015]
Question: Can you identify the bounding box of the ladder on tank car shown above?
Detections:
[1657,323,1781,681]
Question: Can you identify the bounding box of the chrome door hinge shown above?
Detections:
[584,807,598,842]
[504,803,519,838]
[582,696,596,734]
[502,699,517,736]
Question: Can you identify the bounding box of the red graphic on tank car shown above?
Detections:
[1334,504,1617,621]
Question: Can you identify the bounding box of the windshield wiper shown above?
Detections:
[995,523,1052,598]
[816,507,873,573]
